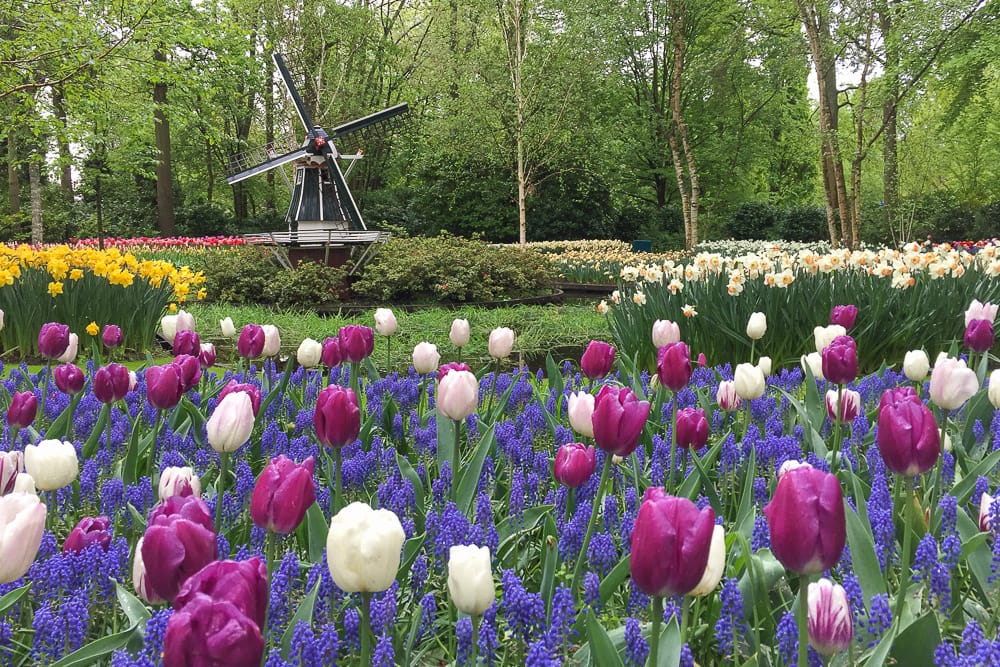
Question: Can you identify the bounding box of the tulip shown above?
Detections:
[250,456,316,534]
[237,324,265,359]
[764,465,846,575]
[24,439,78,491]
[990,369,1000,409]
[553,443,597,488]
[826,389,860,423]
[567,391,595,439]
[965,319,994,353]
[159,466,202,502]
[808,578,853,656]
[207,392,255,453]
[218,381,261,417]
[630,488,716,597]
[326,502,405,593]
[63,516,112,554]
[0,492,46,583]
[652,319,681,347]
[979,492,993,532]
[174,355,202,393]
[876,386,940,476]
[38,322,71,359]
[829,305,858,329]
[697,352,707,367]
[0,452,23,495]
[57,332,78,363]
[173,558,268,630]
[929,355,979,411]
[161,315,178,344]
[53,363,85,395]
[821,335,858,385]
[580,340,616,380]
[261,325,281,357]
[757,356,772,377]
[102,324,123,348]
[173,330,201,357]
[675,407,709,450]
[690,524,726,597]
[778,459,812,479]
[314,385,361,448]
[338,325,374,363]
[296,338,323,368]
[141,495,217,602]
[175,309,195,334]
[437,369,480,421]
[220,316,236,338]
[814,324,847,354]
[746,312,767,340]
[656,342,692,391]
[6,392,37,429]
[0,309,3,331]
[448,545,495,616]
[146,363,184,410]
[450,319,471,348]
[198,343,216,368]
[162,593,263,667]
[13,473,35,495]
[438,362,472,381]
[321,337,342,368]
[129,371,138,391]
[734,362,766,400]
[488,327,515,360]
[412,342,441,375]
[374,308,397,336]
[801,352,824,380]
[965,298,998,326]
[133,536,164,604]
[903,350,929,381]
[716,380,742,412]
[94,363,131,404]
[592,385,651,457]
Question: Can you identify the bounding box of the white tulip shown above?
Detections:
[132,537,164,604]
[326,502,405,593]
[24,440,78,491]
[13,473,36,495]
[814,325,847,354]
[990,369,1000,409]
[0,309,5,332]
[734,363,766,400]
[374,308,398,337]
[160,315,178,343]
[261,324,281,357]
[757,356,772,377]
[903,350,930,382]
[716,380,741,412]
[206,392,255,453]
[57,333,78,364]
[691,525,726,597]
[158,466,202,502]
[412,342,441,375]
[448,545,495,616]
[746,312,767,340]
[297,338,323,368]
[175,309,195,333]
[802,352,824,380]
[778,459,812,479]
[450,319,471,348]
[220,317,236,338]
[487,327,515,360]
[568,391,595,439]
[929,356,979,411]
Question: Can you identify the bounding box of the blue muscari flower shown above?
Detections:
[410,553,428,596]
[752,476,768,506]
[626,580,649,616]
[433,462,453,505]
[992,410,1000,451]
[316,622,339,664]
[714,577,747,658]
[100,477,125,522]
[650,434,668,486]
[720,433,739,476]
[603,495,619,534]
[418,592,436,642]
[751,513,770,551]
[268,550,300,638]
[867,468,895,571]
[546,585,574,649]
[509,470,526,525]
[941,451,956,487]
[31,602,61,662]
[525,640,559,667]
[500,569,544,643]
[867,593,892,647]
[554,424,573,446]
[776,611,798,666]
[343,607,361,652]
[557,500,588,561]
[934,641,958,667]
[371,583,398,636]
[974,476,990,512]
[216,532,230,558]
[584,571,601,612]
[940,494,959,536]
[912,533,938,584]
[974,419,987,446]
[679,643,695,667]
[290,620,317,665]
[456,617,473,666]
[62,588,89,652]
[624,617,648,667]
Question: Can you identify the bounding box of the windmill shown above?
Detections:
[226,53,408,272]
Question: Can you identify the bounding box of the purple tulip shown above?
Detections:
[162,593,263,667]
[93,363,131,404]
[829,305,858,329]
[553,443,596,488]
[821,335,858,385]
[314,385,361,448]
[101,324,123,349]
[173,558,268,630]
[250,456,316,534]
[338,325,374,363]
[965,319,994,353]
[764,465,846,575]
[657,342,692,392]
[876,386,940,476]
[218,381,261,417]
[53,364,85,395]
[146,364,185,410]
[141,495,217,602]
[63,516,112,554]
[237,324,265,360]
[592,385,651,457]
[580,341,616,380]
[6,392,37,429]
[174,355,201,393]
[38,322,70,360]
[675,407,709,450]
[198,343,216,368]
[630,488,716,597]
[438,362,472,382]
[173,330,201,357]
[321,337,342,368]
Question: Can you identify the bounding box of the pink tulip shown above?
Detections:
[656,342,691,391]
[314,385,361,448]
[764,465,846,575]
[553,443,596,488]
[437,370,480,421]
[675,407,709,450]
[250,456,316,534]
[876,387,940,476]
[592,385,650,457]
[580,341,615,380]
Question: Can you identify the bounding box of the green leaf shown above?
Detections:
[81,402,110,460]
[456,423,496,516]
[49,624,140,667]
[435,412,455,473]
[654,616,681,667]
[845,502,887,601]
[298,502,328,565]
[0,585,28,615]
[888,612,940,667]
[395,451,426,522]
[584,610,625,667]
[45,392,83,440]
[599,554,630,604]
[256,357,296,430]
[545,352,564,400]
[280,577,321,657]
[539,515,559,616]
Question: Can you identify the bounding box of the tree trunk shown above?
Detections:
[265,59,275,212]
[29,156,42,244]
[153,48,175,237]
[51,85,74,198]
[669,0,699,248]
[205,136,214,202]
[879,0,899,238]
[7,134,19,214]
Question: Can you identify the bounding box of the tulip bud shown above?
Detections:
[53,363,85,395]
[488,327,515,360]
[829,305,858,329]
[903,350,929,381]
[437,370,480,421]
[374,308,397,336]
[965,299,999,327]
[675,407,709,450]
[801,352,824,381]
[764,466,846,575]
[450,319,471,348]
[57,331,77,363]
[261,325,281,357]
[161,315,178,344]
[175,309,195,334]
[567,391,595,439]
[38,322,71,360]
[651,319,680,347]
[965,319,994,353]
[746,312,767,340]
[814,325,847,354]
[158,466,202,502]
[656,342,692,391]
[13,473,35,495]
[250,456,316,534]
[630,488,716,597]
[174,558,268,631]
[321,337,342,368]
[174,355,202,393]
[808,578,853,656]
[697,352,707,368]
[553,443,596,488]
[0,452,23,495]
[412,342,441,375]
[94,363,131,404]
[929,355,979,411]
[580,340,615,380]
[63,516,112,553]
[220,316,236,338]
[146,363,185,410]
[101,324,123,348]
[207,391,255,453]
[338,325,375,363]
[198,343,217,368]
[979,492,993,532]
[24,439,78,491]
[237,324,265,359]
[757,356,772,377]
[142,495,217,602]
[876,386,939,476]
[690,524,726,597]
[326,502,405,593]
[716,381,742,412]
[448,545,495,616]
[6,392,37,429]
[734,363,766,400]
[0,309,4,332]
[173,329,201,357]
[592,385,651,457]
[218,381,261,417]
[826,389,860,424]
[821,335,858,385]
[314,385,361,448]
[0,492,46,583]
[296,338,323,368]
[990,369,1000,409]
[438,362,472,382]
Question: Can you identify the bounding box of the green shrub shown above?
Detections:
[264,260,348,309]
[352,233,555,303]
[200,246,281,305]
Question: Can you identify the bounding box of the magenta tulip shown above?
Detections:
[141,495,217,602]
[321,336,342,368]
[173,558,268,630]
[553,443,597,488]
[821,335,858,385]
[38,322,70,360]
[675,407,709,450]
[965,319,994,353]
[53,364,85,395]
[162,593,263,667]
[592,385,651,457]
[63,516,112,554]
[6,392,37,429]
[101,324,123,349]
[656,342,692,391]
[250,456,316,534]
[93,363,131,404]
[438,362,472,382]
[580,341,616,380]
[237,324,265,359]
[338,325,374,363]
[314,385,361,448]
[146,364,185,410]
[198,343,217,368]
[630,488,716,597]
[829,305,858,329]
[174,355,201,393]
[876,386,940,476]
[764,466,846,575]
[173,330,201,357]
[218,381,262,417]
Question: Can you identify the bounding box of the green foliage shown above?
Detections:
[263,261,348,310]
[174,201,237,237]
[718,202,827,242]
[352,233,555,303]
[199,246,281,306]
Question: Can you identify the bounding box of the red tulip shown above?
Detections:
[821,335,858,385]
[173,558,267,630]
[675,407,709,450]
[93,364,131,404]
[338,325,374,363]
[53,364,85,395]
[141,495,217,602]
[63,516,112,553]
[237,325,265,359]
[146,364,185,410]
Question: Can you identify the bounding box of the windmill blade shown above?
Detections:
[227,147,308,185]
[329,103,409,141]
[324,153,366,231]
[273,53,315,132]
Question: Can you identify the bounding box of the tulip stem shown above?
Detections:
[386,337,391,375]
[333,448,343,514]
[148,409,164,494]
[349,361,360,398]
[452,418,461,503]
[471,614,481,666]
[566,488,575,522]
[831,384,844,477]
[669,391,678,492]
[798,573,810,667]
[572,455,612,595]
[750,339,756,366]
[893,474,915,625]
[360,592,373,666]
[680,595,691,654]
[648,595,663,667]
[39,363,50,426]
[215,451,229,536]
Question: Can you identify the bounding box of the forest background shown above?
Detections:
[1,0,997,251]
